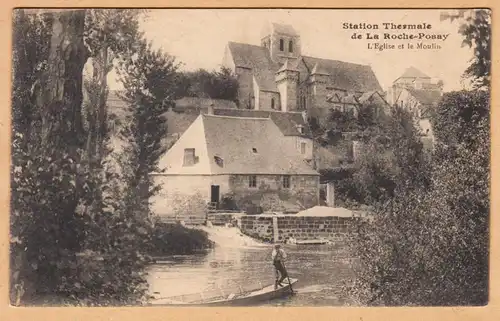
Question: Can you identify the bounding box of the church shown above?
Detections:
[222,22,385,118]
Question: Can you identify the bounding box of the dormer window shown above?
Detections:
[279,39,284,51]
[183,148,198,166]
[297,125,304,134]
[289,40,293,53]
[214,155,224,167]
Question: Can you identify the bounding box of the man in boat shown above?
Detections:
[272,244,288,289]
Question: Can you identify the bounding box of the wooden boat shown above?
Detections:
[149,278,298,306]
[295,239,330,245]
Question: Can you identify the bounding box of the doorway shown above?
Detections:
[210,185,220,206]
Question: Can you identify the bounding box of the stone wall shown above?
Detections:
[207,212,241,226]
[235,67,254,109]
[239,214,360,243]
[227,174,319,212]
[259,90,281,111]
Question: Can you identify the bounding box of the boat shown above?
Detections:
[149,278,298,306]
[295,239,331,245]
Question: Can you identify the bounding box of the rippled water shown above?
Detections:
[147,243,355,306]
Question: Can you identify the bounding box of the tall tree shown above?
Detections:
[343,9,490,306]
[83,9,146,163]
[11,9,89,302]
[117,38,179,214]
[441,9,491,90]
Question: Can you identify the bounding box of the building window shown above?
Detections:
[183,148,197,166]
[271,98,275,109]
[214,155,224,167]
[249,175,257,188]
[300,142,306,154]
[283,175,291,188]
[289,40,293,53]
[279,39,284,51]
[252,147,258,153]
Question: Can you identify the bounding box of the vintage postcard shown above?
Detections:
[6,6,493,315]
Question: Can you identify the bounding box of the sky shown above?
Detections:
[107,9,475,93]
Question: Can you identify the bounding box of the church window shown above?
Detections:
[271,98,275,109]
[280,39,284,51]
[289,40,293,53]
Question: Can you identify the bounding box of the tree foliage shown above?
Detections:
[341,14,491,302]
[441,9,491,89]
[10,9,151,306]
[116,38,179,213]
[344,92,489,305]
[174,67,239,102]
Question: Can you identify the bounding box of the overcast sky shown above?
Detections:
[106,9,474,92]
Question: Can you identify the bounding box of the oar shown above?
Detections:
[281,260,295,295]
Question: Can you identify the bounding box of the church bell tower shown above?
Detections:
[261,22,301,65]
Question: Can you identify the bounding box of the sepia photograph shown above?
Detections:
[9,8,491,308]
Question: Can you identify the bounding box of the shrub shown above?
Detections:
[148,222,214,256]
[219,193,239,211]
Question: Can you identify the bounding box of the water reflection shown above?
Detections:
[147,243,355,306]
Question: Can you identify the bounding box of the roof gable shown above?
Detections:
[157,116,212,175]
[398,66,431,80]
[358,91,390,106]
[201,115,318,175]
[302,56,382,92]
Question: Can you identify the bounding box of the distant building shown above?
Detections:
[150,113,320,218]
[387,66,444,145]
[222,22,384,120]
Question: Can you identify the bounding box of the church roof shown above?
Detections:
[227,42,279,92]
[271,23,299,36]
[302,56,383,92]
[277,59,299,73]
[261,22,299,38]
[398,66,431,80]
[201,114,318,175]
[310,63,329,75]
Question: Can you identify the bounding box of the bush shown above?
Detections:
[219,193,239,211]
[148,223,214,256]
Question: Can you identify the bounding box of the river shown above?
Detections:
[147,227,356,306]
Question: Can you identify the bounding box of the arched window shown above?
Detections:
[279,39,284,51]
[271,98,275,109]
[289,40,293,53]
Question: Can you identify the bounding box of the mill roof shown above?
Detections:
[200,114,318,175]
